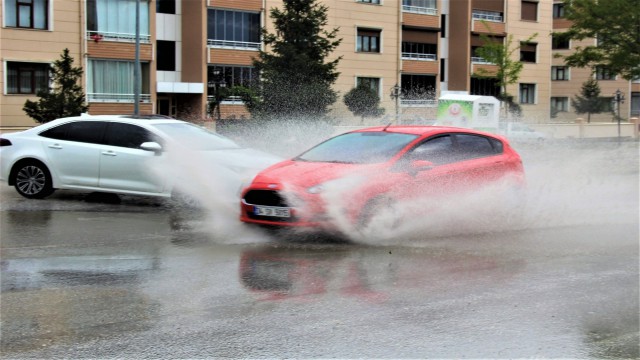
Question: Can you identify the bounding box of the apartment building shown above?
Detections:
[1,0,636,132]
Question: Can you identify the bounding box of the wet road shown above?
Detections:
[1,140,638,358]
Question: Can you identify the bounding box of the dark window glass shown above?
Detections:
[553,3,565,18]
[357,28,381,53]
[5,0,48,29]
[44,121,107,144]
[6,62,50,94]
[357,0,380,4]
[156,0,175,14]
[401,74,436,99]
[296,132,419,164]
[520,42,537,62]
[40,124,69,140]
[156,40,176,71]
[595,66,616,80]
[407,135,455,165]
[207,9,260,44]
[104,123,157,148]
[470,77,500,97]
[552,33,570,49]
[208,65,258,96]
[454,134,496,160]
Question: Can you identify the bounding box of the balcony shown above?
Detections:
[402,5,437,15]
[88,93,151,103]
[471,57,494,65]
[207,39,260,51]
[87,31,150,43]
[472,10,503,22]
[400,99,437,107]
[402,52,436,61]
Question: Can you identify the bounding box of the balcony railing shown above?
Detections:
[402,52,437,61]
[88,93,151,103]
[402,5,437,15]
[87,31,151,43]
[471,57,495,65]
[472,11,503,22]
[207,39,261,50]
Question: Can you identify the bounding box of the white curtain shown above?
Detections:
[88,60,135,95]
[96,0,149,36]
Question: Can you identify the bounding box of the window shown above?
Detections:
[87,59,150,102]
[86,0,150,41]
[520,42,537,63]
[4,0,48,29]
[553,3,565,18]
[521,1,538,21]
[356,77,381,95]
[40,122,107,144]
[6,62,50,94]
[357,28,381,53]
[208,65,258,96]
[472,10,503,22]
[156,41,176,71]
[403,0,437,14]
[551,66,569,81]
[631,92,640,116]
[156,0,175,14]
[401,74,436,99]
[402,42,437,60]
[454,134,498,160]
[595,66,616,80]
[357,0,380,4]
[552,33,570,50]
[207,9,260,48]
[104,123,158,149]
[407,135,455,165]
[470,77,500,97]
[550,97,569,112]
[519,83,536,104]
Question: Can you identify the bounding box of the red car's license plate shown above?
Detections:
[254,205,291,218]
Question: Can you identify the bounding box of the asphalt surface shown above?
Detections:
[0,140,638,359]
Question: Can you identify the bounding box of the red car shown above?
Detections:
[240,126,525,232]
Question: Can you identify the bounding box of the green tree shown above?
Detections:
[572,77,607,123]
[343,84,385,122]
[23,48,88,123]
[560,0,640,81]
[209,85,260,119]
[252,0,342,121]
[472,27,537,118]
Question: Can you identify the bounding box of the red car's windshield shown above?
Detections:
[295,132,419,164]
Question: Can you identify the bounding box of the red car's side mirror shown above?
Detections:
[408,160,434,176]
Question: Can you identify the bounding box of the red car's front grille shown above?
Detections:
[243,190,288,207]
[243,190,297,222]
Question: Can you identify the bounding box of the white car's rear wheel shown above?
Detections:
[13,160,54,199]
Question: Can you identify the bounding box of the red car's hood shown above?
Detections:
[252,160,381,189]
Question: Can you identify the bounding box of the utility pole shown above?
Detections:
[134,0,141,116]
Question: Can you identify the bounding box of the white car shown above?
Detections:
[0,114,280,200]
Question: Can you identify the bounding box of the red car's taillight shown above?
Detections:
[0,138,12,146]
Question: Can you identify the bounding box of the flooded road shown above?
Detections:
[0,140,638,358]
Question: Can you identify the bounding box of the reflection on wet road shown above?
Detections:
[1,141,638,358]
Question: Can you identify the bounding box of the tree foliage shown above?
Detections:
[472,24,536,118]
[572,77,607,123]
[23,48,88,123]
[209,86,259,119]
[252,0,342,121]
[343,85,385,122]
[561,0,640,80]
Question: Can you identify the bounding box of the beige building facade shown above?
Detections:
[1,0,637,132]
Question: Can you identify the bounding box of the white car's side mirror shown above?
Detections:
[140,142,163,153]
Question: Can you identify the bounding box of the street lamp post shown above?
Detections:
[390,84,401,124]
[612,89,625,140]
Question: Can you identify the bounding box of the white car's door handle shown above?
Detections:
[48,144,63,149]
[101,151,117,156]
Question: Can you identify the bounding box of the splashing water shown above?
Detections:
[150,120,639,246]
